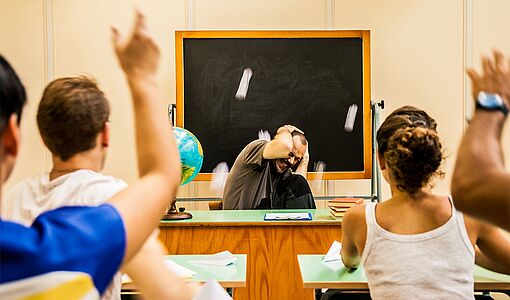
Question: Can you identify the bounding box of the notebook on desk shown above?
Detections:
[264,212,313,221]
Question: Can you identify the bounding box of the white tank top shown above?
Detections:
[361,197,475,300]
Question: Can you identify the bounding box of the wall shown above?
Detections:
[1,0,509,210]
[0,0,48,188]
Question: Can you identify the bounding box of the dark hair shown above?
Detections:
[37,76,110,161]
[291,131,307,146]
[0,55,27,135]
[376,106,444,194]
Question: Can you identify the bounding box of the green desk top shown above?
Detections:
[298,254,510,291]
[160,208,340,226]
[165,254,247,287]
[298,254,367,290]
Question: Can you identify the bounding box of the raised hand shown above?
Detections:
[284,124,305,135]
[467,50,510,106]
[111,10,160,78]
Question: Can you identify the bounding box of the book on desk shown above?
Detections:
[328,198,364,219]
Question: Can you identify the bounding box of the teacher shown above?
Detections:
[223,125,315,210]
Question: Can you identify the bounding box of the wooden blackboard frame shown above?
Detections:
[175,30,371,181]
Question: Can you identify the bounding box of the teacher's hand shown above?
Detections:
[284,124,304,135]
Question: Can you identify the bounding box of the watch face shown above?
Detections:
[478,92,504,109]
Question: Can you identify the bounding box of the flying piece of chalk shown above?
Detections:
[344,104,358,132]
[210,162,229,195]
[258,129,270,141]
[313,161,326,191]
[235,68,253,100]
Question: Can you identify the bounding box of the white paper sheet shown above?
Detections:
[322,240,342,263]
[189,250,238,266]
[323,260,345,272]
[121,259,196,283]
[192,279,232,300]
[264,212,312,220]
[121,274,132,284]
[164,259,197,278]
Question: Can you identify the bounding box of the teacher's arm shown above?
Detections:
[262,125,296,159]
[294,145,309,178]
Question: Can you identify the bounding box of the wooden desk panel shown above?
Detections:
[159,209,341,300]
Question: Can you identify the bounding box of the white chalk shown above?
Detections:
[258,129,270,141]
[344,104,358,132]
[313,161,326,191]
[235,68,253,100]
[210,162,229,196]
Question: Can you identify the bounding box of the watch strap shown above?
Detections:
[475,100,509,117]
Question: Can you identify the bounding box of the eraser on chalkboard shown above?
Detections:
[235,68,253,100]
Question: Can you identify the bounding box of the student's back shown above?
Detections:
[374,193,451,235]
[341,106,510,300]
[363,196,473,299]
[2,170,126,226]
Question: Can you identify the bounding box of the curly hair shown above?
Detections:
[377,106,444,194]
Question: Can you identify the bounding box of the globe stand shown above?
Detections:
[161,202,193,220]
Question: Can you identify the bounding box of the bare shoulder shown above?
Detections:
[343,204,366,227]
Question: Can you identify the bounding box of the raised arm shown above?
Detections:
[475,247,510,275]
[469,217,510,274]
[108,11,181,263]
[452,50,510,231]
[294,145,309,178]
[122,232,198,299]
[262,125,299,159]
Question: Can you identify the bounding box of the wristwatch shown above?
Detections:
[476,92,508,117]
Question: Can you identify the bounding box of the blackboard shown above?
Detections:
[175,31,371,180]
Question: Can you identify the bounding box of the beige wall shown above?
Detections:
[1,0,509,209]
[0,0,48,189]
[472,0,510,177]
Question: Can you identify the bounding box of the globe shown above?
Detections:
[173,127,204,185]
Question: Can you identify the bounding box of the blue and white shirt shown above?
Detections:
[0,204,125,299]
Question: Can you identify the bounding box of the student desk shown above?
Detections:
[158,209,341,300]
[122,254,247,291]
[298,254,510,292]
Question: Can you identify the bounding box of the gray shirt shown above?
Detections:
[223,140,283,210]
